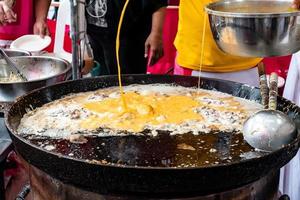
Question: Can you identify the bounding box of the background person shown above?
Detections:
[0,0,16,25]
[174,0,300,87]
[0,0,51,48]
[85,0,167,75]
[174,0,261,86]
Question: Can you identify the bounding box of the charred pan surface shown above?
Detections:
[23,131,259,168]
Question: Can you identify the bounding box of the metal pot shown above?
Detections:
[205,0,300,57]
[3,49,30,57]
[0,56,71,103]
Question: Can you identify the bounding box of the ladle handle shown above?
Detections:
[269,72,278,110]
[258,63,269,109]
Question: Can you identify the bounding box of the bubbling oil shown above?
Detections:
[25,131,266,168]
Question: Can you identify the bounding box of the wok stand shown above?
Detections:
[17,158,284,200]
[0,113,13,200]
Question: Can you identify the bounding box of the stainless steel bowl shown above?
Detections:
[205,0,300,57]
[3,49,30,57]
[0,56,71,102]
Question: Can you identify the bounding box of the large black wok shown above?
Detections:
[5,75,300,197]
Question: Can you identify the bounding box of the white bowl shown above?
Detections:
[10,35,51,53]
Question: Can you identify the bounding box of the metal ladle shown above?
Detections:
[0,48,28,81]
[243,70,297,152]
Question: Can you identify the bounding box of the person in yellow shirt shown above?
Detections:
[174,0,300,86]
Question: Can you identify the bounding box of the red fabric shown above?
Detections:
[262,56,292,79]
[173,56,193,76]
[45,19,72,53]
[0,0,34,40]
[64,26,72,53]
[147,7,178,74]
[44,20,55,52]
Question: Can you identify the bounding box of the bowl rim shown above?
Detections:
[0,56,71,85]
[205,0,300,18]
[3,49,31,56]
[10,35,52,53]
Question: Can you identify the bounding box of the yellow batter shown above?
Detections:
[81,92,203,132]
[116,0,130,109]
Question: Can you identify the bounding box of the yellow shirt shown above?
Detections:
[174,0,261,73]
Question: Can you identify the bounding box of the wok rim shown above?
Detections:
[0,56,71,85]
[5,74,300,170]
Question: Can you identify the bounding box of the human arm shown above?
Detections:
[0,0,16,25]
[144,6,166,66]
[293,0,300,9]
[33,0,51,37]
